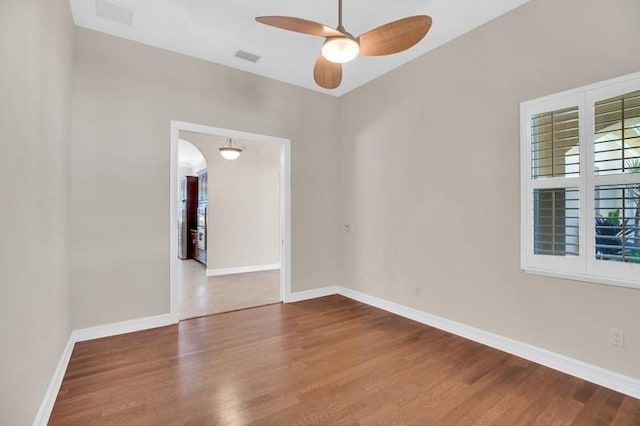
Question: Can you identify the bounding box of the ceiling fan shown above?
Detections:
[255,0,433,90]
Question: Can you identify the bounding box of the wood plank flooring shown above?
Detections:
[49,296,640,425]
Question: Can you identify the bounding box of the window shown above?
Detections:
[521,72,640,289]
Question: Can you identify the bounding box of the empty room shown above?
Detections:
[1,0,639,425]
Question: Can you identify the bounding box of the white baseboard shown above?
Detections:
[336,286,640,400]
[285,286,338,303]
[206,263,281,277]
[72,313,176,342]
[32,335,75,426]
[34,313,178,425]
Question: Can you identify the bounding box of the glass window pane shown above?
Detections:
[595,184,640,263]
[532,107,580,179]
[594,90,640,176]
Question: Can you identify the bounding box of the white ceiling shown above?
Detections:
[70,0,529,96]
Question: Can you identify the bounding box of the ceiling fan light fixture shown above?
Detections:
[219,138,243,160]
[255,0,432,89]
[321,36,360,64]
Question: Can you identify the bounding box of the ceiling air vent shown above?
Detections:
[234,50,261,63]
[95,0,133,26]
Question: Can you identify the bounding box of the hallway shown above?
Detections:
[177,259,280,319]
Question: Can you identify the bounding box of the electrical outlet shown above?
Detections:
[610,329,624,347]
[344,224,351,233]
[415,286,422,296]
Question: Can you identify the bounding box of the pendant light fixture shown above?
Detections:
[219,138,242,161]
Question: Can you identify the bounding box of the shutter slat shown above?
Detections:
[534,188,580,256]
[532,106,580,179]
[594,91,640,176]
[594,184,640,263]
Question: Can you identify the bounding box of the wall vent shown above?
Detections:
[95,0,133,26]
[235,50,261,63]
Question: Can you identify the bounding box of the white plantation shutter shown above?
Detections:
[522,72,640,289]
[593,90,640,176]
[594,184,640,263]
[533,188,580,256]
[531,106,580,179]
[589,83,640,282]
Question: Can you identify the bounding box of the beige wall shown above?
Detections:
[0,0,74,423]
[338,0,640,379]
[182,133,281,271]
[70,28,340,329]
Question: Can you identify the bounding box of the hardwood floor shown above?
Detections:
[178,259,280,320]
[49,296,640,425]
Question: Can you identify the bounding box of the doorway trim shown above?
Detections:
[169,120,292,322]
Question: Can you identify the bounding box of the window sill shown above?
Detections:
[523,267,640,291]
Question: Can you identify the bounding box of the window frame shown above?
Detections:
[520,71,640,290]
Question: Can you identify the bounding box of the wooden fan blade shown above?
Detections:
[256,16,343,38]
[358,16,432,56]
[314,54,342,89]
